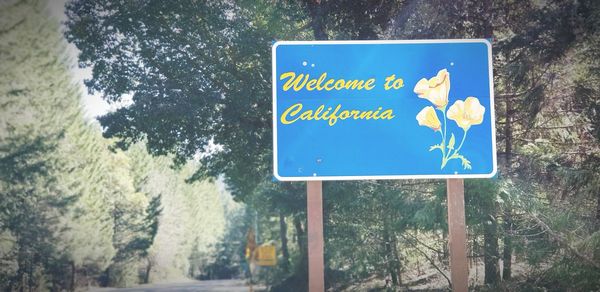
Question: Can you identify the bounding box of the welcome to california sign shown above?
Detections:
[272,40,496,181]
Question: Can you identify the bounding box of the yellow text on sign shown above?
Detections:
[254,245,277,266]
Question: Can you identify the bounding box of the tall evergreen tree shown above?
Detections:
[0,1,81,289]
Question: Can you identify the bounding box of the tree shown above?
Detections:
[1,2,175,289]
[124,142,230,282]
[64,0,307,199]
[297,0,406,40]
[63,0,600,290]
[465,180,501,285]
[0,1,85,289]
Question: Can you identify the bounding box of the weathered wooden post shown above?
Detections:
[307,181,325,291]
[447,179,468,291]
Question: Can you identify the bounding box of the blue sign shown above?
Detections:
[272,40,496,181]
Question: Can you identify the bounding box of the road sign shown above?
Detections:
[272,39,496,181]
[254,244,277,266]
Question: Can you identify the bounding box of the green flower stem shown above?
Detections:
[439,106,448,169]
[440,106,447,144]
[446,129,468,161]
[454,129,468,154]
[438,128,446,160]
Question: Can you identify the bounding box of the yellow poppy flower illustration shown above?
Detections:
[416,106,441,131]
[447,97,485,130]
[413,69,450,109]
[414,69,485,170]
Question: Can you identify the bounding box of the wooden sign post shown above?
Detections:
[447,179,468,291]
[307,181,325,292]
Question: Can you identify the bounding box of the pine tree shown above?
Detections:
[1,0,81,289]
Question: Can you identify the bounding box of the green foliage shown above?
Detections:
[1,1,87,289]
[64,0,309,200]
[0,1,233,290]
[199,206,248,280]
[1,0,597,291]
[296,0,406,40]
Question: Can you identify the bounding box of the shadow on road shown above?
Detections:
[89,279,266,292]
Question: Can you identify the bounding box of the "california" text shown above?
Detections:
[281,103,395,126]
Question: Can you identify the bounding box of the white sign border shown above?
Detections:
[272,39,497,181]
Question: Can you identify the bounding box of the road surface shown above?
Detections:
[89,279,265,292]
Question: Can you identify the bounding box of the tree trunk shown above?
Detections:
[484,215,500,285]
[502,210,512,280]
[305,0,328,40]
[144,258,152,284]
[70,261,76,292]
[383,225,398,286]
[505,99,513,170]
[293,215,306,251]
[383,216,401,286]
[279,212,290,273]
[596,193,600,228]
[391,235,402,285]
[503,95,514,281]
[441,231,449,266]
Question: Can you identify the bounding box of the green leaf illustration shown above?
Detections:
[447,133,455,150]
[447,153,472,170]
[429,144,443,152]
[457,155,472,170]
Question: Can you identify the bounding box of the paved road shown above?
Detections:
[89,279,265,292]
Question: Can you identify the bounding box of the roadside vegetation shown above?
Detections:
[1,0,600,291]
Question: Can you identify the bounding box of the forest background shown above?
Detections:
[2,0,600,291]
